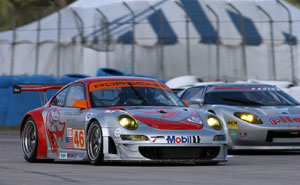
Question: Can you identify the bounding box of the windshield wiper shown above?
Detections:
[128,83,148,106]
[222,98,264,106]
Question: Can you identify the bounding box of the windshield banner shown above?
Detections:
[89,80,170,92]
[211,86,280,92]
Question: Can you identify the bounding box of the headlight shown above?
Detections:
[234,112,262,124]
[118,114,139,130]
[206,115,222,130]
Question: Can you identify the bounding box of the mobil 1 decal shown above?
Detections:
[166,136,201,144]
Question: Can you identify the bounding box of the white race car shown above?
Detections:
[179,83,300,150]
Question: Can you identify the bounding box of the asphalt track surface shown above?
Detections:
[1,131,300,185]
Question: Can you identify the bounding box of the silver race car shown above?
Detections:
[16,77,227,165]
[178,83,300,150]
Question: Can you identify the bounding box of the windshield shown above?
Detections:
[89,80,185,107]
[205,87,299,106]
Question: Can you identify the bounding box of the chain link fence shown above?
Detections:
[0,0,299,83]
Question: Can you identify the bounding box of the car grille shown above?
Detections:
[266,131,300,144]
[139,146,220,160]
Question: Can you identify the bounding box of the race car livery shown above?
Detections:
[17,77,227,164]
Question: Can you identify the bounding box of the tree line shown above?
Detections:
[0,0,75,31]
[0,0,299,32]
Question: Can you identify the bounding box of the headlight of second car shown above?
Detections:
[234,112,262,124]
[206,115,222,130]
[118,114,139,130]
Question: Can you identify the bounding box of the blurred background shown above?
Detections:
[1,0,300,127]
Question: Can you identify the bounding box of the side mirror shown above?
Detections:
[182,100,189,107]
[72,100,88,109]
[190,98,204,107]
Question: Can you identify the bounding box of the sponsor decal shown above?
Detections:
[59,153,67,159]
[114,128,121,137]
[67,153,75,159]
[166,136,201,144]
[270,116,300,125]
[227,120,239,130]
[66,128,73,149]
[76,154,85,160]
[73,129,86,149]
[230,130,237,139]
[89,80,170,92]
[85,113,92,121]
[67,128,73,137]
[150,136,165,143]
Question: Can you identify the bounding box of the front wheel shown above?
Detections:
[21,117,38,162]
[87,121,103,165]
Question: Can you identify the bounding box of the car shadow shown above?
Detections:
[229,150,300,155]
[53,160,224,167]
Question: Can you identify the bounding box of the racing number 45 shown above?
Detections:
[73,129,85,149]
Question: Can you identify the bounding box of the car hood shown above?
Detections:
[111,106,204,130]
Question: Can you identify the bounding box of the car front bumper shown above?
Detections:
[227,126,300,150]
[104,141,227,163]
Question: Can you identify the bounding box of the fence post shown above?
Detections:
[8,6,16,75]
[96,8,110,68]
[228,3,247,81]
[257,5,276,81]
[71,9,84,42]
[71,8,85,74]
[206,4,221,81]
[174,1,191,76]
[123,2,136,74]
[276,0,296,84]
[49,1,61,77]
[34,7,42,75]
[150,6,165,80]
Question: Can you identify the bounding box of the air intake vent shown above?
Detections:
[139,146,220,160]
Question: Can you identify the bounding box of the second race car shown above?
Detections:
[179,83,300,150]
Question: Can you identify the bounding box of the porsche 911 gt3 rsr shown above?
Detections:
[179,83,300,150]
[16,77,227,164]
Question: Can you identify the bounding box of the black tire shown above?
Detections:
[87,121,104,165]
[21,117,38,162]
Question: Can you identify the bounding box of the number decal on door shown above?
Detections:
[73,129,85,149]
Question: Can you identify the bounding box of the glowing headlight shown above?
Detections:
[118,114,139,130]
[206,115,222,130]
[234,112,262,124]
